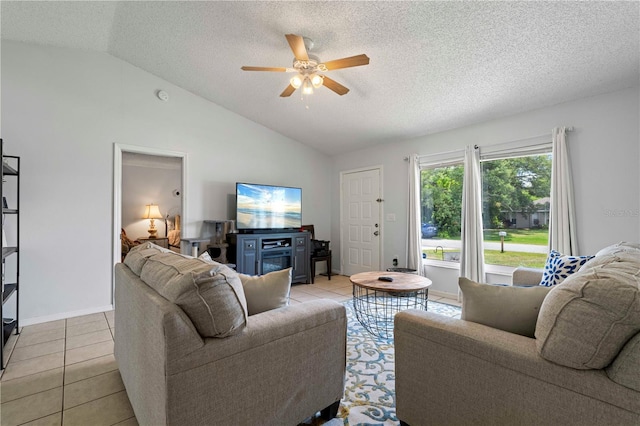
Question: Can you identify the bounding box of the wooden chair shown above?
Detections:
[301,225,331,284]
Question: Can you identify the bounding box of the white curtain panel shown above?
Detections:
[549,126,578,255]
[407,154,425,275]
[460,145,485,282]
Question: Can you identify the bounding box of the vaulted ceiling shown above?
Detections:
[2,1,638,155]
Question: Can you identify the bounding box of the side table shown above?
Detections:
[350,271,432,339]
[138,237,169,249]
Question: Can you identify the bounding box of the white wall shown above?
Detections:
[1,41,333,324]
[332,87,640,295]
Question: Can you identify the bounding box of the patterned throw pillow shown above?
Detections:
[539,250,595,287]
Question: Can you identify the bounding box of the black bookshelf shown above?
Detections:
[1,139,19,369]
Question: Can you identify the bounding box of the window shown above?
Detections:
[480,154,552,268]
[420,164,464,262]
[419,147,552,268]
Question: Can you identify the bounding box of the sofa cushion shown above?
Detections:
[459,277,552,338]
[580,251,640,276]
[140,252,248,338]
[239,268,292,315]
[535,253,640,369]
[595,241,640,257]
[606,332,640,392]
[539,250,595,286]
[123,242,166,275]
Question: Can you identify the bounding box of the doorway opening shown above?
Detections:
[112,144,188,304]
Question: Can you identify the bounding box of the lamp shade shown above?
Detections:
[142,204,163,220]
[290,74,303,89]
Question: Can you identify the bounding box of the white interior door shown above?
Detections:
[341,168,382,275]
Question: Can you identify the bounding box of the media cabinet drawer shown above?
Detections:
[243,239,257,250]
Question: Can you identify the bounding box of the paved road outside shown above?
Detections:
[422,238,548,254]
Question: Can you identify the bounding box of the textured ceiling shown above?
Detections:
[2,1,639,155]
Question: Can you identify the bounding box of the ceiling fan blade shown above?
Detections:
[322,76,349,95]
[280,84,297,97]
[321,54,370,71]
[285,34,309,61]
[241,66,288,72]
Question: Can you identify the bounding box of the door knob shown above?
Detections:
[374,230,379,236]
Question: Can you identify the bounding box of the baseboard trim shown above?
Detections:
[20,304,114,327]
[429,289,459,300]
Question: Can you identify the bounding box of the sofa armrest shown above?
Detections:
[394,310,640,425]
[164,299,347,425]
[168,299,346,374]
[512,266,543,286]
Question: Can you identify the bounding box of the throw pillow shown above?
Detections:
[140,252,248,338]
[167,264,248,338]
[580,251,640,276]
[123,243,165,275]
[459,277,552,338]
[239,268,292,315]
[198,251,215,263]
[595,241,640,257]
[539,250,595,286]
[606,332,640,392]
[535,254,640,369]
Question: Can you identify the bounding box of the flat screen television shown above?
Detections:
[236,182,302,232]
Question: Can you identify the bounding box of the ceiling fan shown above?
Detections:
[241,34,370,97]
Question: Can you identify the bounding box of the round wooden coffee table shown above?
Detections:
[350,271,432,339]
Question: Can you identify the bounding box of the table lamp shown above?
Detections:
[142,204,163,237]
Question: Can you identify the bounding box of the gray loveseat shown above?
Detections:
[115,243,346,425]
[395,242,640,425]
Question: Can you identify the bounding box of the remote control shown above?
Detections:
[378,276,394,282]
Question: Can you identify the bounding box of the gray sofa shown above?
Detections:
[395,243,640,425]
[115,243,346,425]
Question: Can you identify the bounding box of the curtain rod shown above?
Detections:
[404,147,465,162]
[403,126,574,161]
[492,126,574,148]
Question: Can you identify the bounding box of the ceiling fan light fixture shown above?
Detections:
[302,77,314,95]
[241,33,370,100]
[310,74,323,88]
[290,74,303,89]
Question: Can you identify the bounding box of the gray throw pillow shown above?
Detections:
[167,265,248,338]
[123,243,165,275]
[459,277,552,338]
[535,253,640,369]
[140,252,248,338]
[239,268,292,315]
[606,332,640,392]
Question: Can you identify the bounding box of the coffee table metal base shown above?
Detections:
[352,285,428,339]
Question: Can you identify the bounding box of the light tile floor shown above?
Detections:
[0,274,460,425]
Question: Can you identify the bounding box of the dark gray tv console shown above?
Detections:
[227,231,310,284]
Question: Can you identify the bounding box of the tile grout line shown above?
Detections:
[15,410,63,425]
[0,382,63,404]
[63,388,128,413]
[64,365,119,387]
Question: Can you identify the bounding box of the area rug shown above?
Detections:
[331,299,461,425]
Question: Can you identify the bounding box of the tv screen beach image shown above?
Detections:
[237,183,302,230]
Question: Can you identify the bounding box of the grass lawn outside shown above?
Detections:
[440,228,548,246]
[424,248,547,268]
[483,228,548,246]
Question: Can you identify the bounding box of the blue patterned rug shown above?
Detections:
[316,299,461,426]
